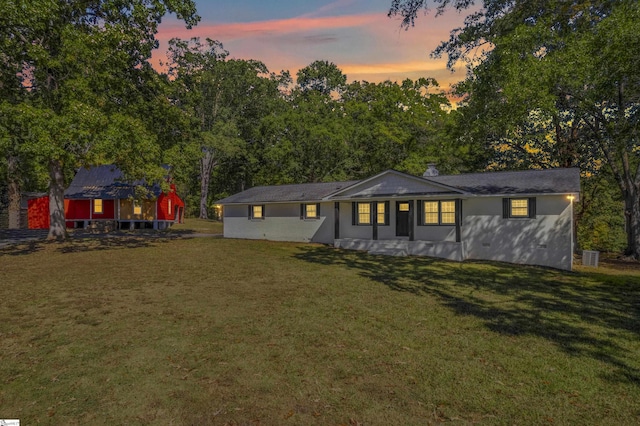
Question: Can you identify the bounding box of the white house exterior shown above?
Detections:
[217,168,580,270]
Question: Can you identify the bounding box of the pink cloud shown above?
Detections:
[157,13,381,42]
[152,8,470,94]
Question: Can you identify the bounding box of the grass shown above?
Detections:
[169,218,223,234]
[0,233,639,424]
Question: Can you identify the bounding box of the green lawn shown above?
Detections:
[1,235,639,424]
[169,218,223,234]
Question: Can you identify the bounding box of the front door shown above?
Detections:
[396,201,410,237]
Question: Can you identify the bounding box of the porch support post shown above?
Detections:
[409,200,414,241]
[334,202,340,239]
[371,201,378,240]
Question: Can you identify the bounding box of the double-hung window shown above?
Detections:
[376,201,389,225]
[419,200,457,225]
[357,202,371,225]
[503,198,536,219]
[249,204,265,220]
[353,202,389,225]
[301,203,320,219]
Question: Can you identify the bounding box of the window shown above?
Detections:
[168,199,172,215]
[441,201,456,224]
[94,199,103,214]
[133,201,142,215]
[510,199,528,217]
[352,202,389,225]
[376,202,389,225]
[503,198,536,219]
[249,204,265,219]
[420,200,457,225]
[302,203,320,219]
[358,202,371,225]
[424,201,439,224]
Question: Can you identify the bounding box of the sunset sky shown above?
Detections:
[153,0,471,92]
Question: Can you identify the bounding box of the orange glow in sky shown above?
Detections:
[153,1,469,95]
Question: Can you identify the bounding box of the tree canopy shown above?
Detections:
[0,0,199,238]
[390,0,640,256]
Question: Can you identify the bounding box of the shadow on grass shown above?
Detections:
[0,228,224,256]
[293,245,640,385]
[0,241,44,256]
[0,230,205,256]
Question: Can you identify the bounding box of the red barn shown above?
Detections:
[28,165,185,230]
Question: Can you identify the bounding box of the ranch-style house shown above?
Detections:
[217,166,580,270]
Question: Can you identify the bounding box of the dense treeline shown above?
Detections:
[0,0,634,254]
[168,53,462,219]
[389,0,639,255]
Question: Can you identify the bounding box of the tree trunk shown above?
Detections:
[7,155,21,229]
[47,159,67,240]
[199,150,216,219]
[623,188,640,259]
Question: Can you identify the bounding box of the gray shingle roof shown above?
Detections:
[65,165,162,199]
[216,168,580,204]
[427,168,580,195]
[217,180,359,204]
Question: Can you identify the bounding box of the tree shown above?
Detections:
[342,78,457,177]
[389,0,640,257]
[0,0,199,238]
[257,90,352,184]
[167,38,285,218]
[296,60,347,97]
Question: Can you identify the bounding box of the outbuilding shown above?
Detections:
[28,165,185,231]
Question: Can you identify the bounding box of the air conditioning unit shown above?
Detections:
[582,250,599,267]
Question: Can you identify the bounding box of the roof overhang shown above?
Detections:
[326,169,469,200]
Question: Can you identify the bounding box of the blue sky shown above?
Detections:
[153,0,468,89]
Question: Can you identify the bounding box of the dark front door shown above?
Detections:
[396,202,410,237]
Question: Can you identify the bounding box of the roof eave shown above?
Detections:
[327,169,469,199]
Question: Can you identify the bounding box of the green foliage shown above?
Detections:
[389,0,640,255]
[0,0,200,234]
[296,60,347,96]
[251,75,459,188]
[343,78,459,177]
[166,37,287,217]
[576,174,626,253]
[257,91,350,184]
